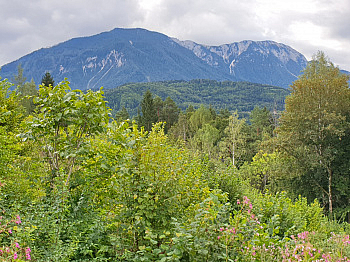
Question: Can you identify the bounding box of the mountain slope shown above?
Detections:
[174,39,308,87]
[1,28,308,89]
[104,79,290,117]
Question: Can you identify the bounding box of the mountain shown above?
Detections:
[174,39,308,88]
[0,28,308,89]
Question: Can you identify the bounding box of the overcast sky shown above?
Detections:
[1,0,350,70]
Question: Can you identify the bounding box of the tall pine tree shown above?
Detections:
[140,90,157,132]
[41,72,55,87]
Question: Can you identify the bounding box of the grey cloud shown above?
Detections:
[0,0,143,66]
[1,0,350,70]
[134,0,266,45]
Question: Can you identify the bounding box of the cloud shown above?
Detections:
[1,0,350,70]
[0,0,143,66]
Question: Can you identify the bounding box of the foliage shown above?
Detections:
[277,51,350,217]
[22,79,109,186]
[219,111,247,166]
[115,106,130,122]
[140,90,157,131]
[0,78,24,131]
[1,60,350,261]
[41,72,55,87]
[12,64,38,115]
[104,79,289,118]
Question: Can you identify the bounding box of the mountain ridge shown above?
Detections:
[1,27,309,89]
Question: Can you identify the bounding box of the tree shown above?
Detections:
[189,105,214,134]
[0,78,24,131]
[16,79,37,115]
[250,106,273,138]
[140,90,157,132]
[115,106,130,122]
[219,111,246,166]
[162,96,180,132]
[13,64,26,88]
[194,123,220,158]
[277,52,350,216]
[153,96,164,122]
[41,72,55,87]
[13,65,38,115]
[22,80,109,187]
[168,112,190,142]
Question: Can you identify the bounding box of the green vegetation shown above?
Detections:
[1,52,350,261]
[41,72,55,87]
[104,79,289,118]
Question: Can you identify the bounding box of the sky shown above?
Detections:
[1,0,350,70]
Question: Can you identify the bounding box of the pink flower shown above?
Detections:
[15,242,20,248]
[25,247,31,260]
[243,196,250,205]
[220,227,224,232]
[15,215,21,224]
[218,236,220,239]
[13,252,18,259]
[8,229,12,234]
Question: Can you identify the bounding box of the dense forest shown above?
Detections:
[1,52,350,261]
[104,80,289,118]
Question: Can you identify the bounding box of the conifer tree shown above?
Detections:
[140,90,157,131]
[13,64,26,88]
[41,72,55,87]
[115,106,130,122]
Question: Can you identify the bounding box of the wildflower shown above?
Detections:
[13,252,18,259]
[220,227,224,232]
[25,247,31,260]
[15,242,20,248]
[8,229,12,234]
[237,199,241,205]
[15,215,21,224]
[243,196,250,205]
[218,236,220,240]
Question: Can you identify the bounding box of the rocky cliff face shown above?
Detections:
[174,39,308,87]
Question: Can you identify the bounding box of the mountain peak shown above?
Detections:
[1,27,308,89]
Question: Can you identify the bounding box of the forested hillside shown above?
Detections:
[1,52,350,261]
[105,79,289,117]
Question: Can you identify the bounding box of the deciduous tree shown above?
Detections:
[219,111,246,166]
[277,52,350,216]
